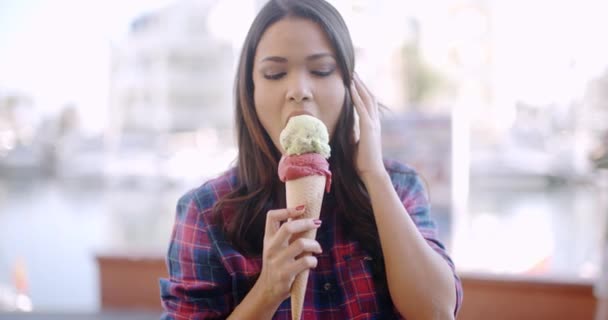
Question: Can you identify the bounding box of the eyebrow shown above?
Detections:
[260,53,335,63]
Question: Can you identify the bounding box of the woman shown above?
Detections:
[160,0,462,319]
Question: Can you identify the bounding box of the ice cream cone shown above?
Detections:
[278,114,331,320]
[286,174,326,320]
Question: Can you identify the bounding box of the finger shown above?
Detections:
[279,238,322,261]
[354,73,375,106]
[264,206,306,239]
[272,218,321,248]
[354,73,378,119]
[285,255,318,276]
[352,106,361,142]
[350,80,368,119]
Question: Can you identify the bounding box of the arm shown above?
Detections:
[160,191,322,319]
[160,191,234,319]
[350,73,461,319]
[229,207,323,319]
[363,170,461,319]
[226,280,282,320]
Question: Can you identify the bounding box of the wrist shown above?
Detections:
[230,279,282,320]
[360,169,390,186]
[250,279,283,312]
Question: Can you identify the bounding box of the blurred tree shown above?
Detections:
[402,44,443,107]
[400,20,449,110]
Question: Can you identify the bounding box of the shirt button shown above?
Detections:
[323,283,332,291]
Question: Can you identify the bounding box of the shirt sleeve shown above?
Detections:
[393,170,464,317]
[159,190,233,320]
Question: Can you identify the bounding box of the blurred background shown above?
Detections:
[1,0,608,318]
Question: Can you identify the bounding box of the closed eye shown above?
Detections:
[263,72,286,80]
[263,68,335,80]
[311,68,335,77]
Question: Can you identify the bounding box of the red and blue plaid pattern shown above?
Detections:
[160,160,462,319]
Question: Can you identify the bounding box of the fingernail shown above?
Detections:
[296,205,305,211]
[313,219,322,226]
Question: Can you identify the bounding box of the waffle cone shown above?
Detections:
[286,174,326,320]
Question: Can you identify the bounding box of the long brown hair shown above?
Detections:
[214,0,387,290]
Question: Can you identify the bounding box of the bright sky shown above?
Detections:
[0,0,176,132]
[1,0,607,134]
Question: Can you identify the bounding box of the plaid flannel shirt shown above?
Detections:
[160,160,462,319]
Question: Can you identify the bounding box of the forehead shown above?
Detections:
[255,17,336,59]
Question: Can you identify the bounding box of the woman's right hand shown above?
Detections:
[256,205,323,306]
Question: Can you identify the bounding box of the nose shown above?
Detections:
[285,72,312,103]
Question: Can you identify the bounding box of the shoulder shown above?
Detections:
[383,158,429,197]
[383,158,418,176]
[176,167,238,221]
[383,158,423,185]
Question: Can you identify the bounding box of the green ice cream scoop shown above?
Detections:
[279,115,331,158]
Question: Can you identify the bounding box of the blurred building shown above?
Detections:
[106,0,239,184]
[0,90,45,176]
[108,0,234,138]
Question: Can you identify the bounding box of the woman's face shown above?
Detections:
[253,17,346,154]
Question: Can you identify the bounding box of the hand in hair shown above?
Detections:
[350,73,386,183]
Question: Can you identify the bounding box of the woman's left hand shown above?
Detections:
[350,73,386,183]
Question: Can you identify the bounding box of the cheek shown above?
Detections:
[253,82,283,148]
[253,81,283,113]
[317,79,345,106]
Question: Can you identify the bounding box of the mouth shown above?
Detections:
[285,110,313,125]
